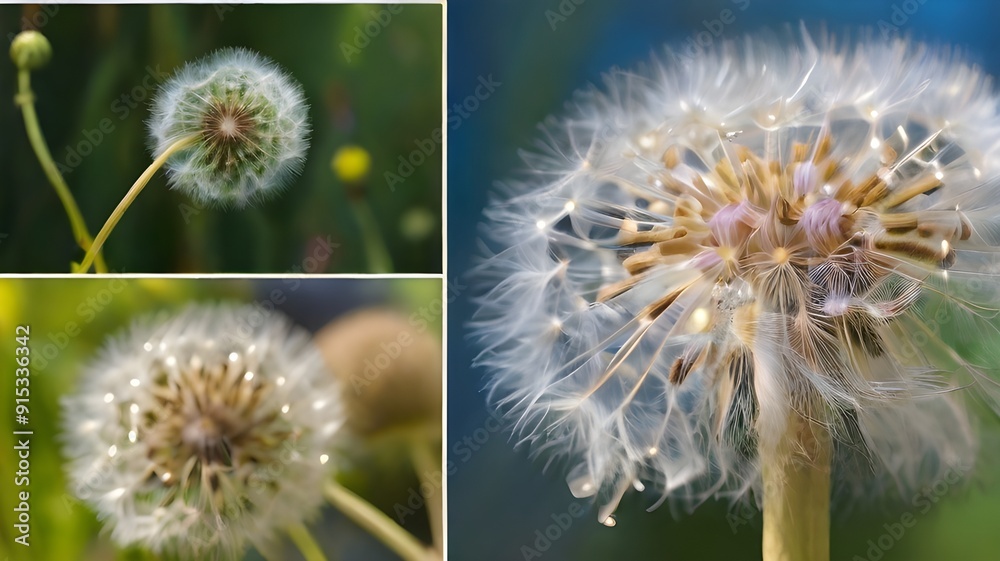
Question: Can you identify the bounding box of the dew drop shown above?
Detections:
[320,454,330,465]
[602,515,617,527]
[104,393,114,403]
[130,378,140,387]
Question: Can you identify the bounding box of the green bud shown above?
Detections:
[10,30,52,70]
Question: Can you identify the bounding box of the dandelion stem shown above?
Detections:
[410,437,443,555]
[287,523,329,561]
[15,68,107,273]
[323,479,429,561]
[76,134,198,273]
[761,412,831,561]
[349,198,394,274]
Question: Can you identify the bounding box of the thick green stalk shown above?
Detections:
[16,68,107,273]
[323,480,429,561]
[286,523,329,561]
[761,412,831,561]
[411,437,443,555]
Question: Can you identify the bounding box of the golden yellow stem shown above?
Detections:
[75,134,197,273]
[762,412,831,561]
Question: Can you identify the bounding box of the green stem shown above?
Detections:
[15,68,107,273]
[286,523,329,561]
[410,438,443,555]
[324,480,428,561]
[75,134,197,273]
[349,197,394,274]
[761,412,831,561]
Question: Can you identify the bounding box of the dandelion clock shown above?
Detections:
[75,48,310,273]
[149,48,310,208]
[473,28,1000,560]
[61,304,341,559]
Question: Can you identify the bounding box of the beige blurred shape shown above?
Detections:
[316,308,442,436]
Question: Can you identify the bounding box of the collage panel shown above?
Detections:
[0,276,442,561]
[1,3,441,274]
[449,1,1000,561]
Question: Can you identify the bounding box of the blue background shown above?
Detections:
[448,1,1000,560]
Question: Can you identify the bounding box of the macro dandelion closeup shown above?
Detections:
[472,28,1000,560]
[61,304,342,559]
[0,278,443,561]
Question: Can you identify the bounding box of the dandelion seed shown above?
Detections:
[61,304,342,559]
[474,27,1000,535]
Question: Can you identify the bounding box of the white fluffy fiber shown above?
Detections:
[61,304,341,559]
[148,48,310,208]
[473,27,1000,522]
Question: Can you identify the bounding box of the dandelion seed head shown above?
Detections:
[474,28,1000,522]
[61,304,342,559]
[148,48,310,208]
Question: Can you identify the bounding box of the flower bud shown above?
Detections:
[10,30,52,70]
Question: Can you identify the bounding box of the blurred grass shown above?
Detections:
[1,4,442,273]
[0,277,441,561]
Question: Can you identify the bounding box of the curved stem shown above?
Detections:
[76,134,197,273]
[349,197,394,274]
[410,437,443,555]
[286,523,329,561]
[324,480,428,561]
[761,412,831,561]
[15,68,107,273]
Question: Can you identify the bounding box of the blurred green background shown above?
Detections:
[0,277,442,561]
[1,4,442,273]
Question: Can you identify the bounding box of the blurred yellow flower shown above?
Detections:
[331,145,372,183]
